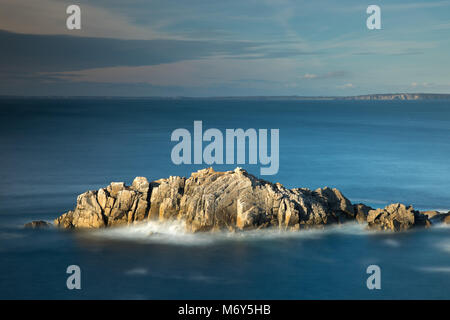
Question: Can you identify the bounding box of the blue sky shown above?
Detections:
[1,0,450,96]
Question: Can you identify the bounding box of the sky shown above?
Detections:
[1,0,450,96]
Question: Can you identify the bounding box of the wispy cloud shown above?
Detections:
[384,0,450,11]
[1,0,449,96]
[302,71,348,80]
[0,0,166,39]
[337,83,354,89]
[0,30,264,74]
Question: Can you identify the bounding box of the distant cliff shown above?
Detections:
[4,93,450,101]
[338,93,450,100]
[159,93,450,101]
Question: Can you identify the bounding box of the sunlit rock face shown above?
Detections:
[54,178,151,229]
[52,167,433,233]
[367,203,431,231]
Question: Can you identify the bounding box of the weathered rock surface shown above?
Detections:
[51,168,440,233]
[24,220,52,229]
[367,203,431,231]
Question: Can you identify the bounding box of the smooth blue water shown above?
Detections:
[0,98,449,299]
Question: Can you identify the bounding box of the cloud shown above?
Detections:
[411,82,433,88]
[302,71,348,80]
[337,83,354,89]
[45,56,310,87]
[0,0,164,40]
[1,1,449,96]
[353,51,424,56]
[384,1,450,11]
[322,36,436,57]
[0,30,262,74]
[325,0,450,13]
[430,22,450,30]
[303,74,318,79]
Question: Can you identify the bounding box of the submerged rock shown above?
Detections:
[24,220,52,229]
[367,203,431,231]
[49,168,443,233]
[420,211,450,224]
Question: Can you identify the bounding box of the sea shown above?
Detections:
[0,98,449,299]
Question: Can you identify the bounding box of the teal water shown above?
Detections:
[0,98,449,299]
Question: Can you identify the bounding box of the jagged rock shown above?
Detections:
[367,203,431,231]
[53,167,359,232]
[132,177,150,193]
[314,187,355,223]
[354,203,374,223]
[149,175,185,222]
[107,182,125,197]
[53,191,106,228]
[54,177,151,229]
[24,220,51,229]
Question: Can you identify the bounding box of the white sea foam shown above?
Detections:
[0,232,25,240]
[433,222,450,229]
[436,240,450,254]
[382,239,401,247]
[86,220,371,246]
[122,267,221,283]
[125,268,148,276]
[417,266,450,273]
[90,220,216,245]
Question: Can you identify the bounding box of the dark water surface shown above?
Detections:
[0,98,449,299]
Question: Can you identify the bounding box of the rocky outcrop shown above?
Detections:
[367,203,431,231]
[51,168,442,233]
[53,168,359,232]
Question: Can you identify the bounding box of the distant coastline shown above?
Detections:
[1,93,450,100]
